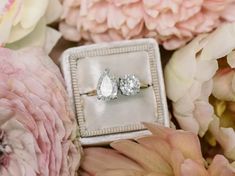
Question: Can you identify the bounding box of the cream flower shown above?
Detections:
[165,22,235,160]
[80,123,235,176]
[0,47,81,175]
[59,0,235,50]
[0,0,62,53]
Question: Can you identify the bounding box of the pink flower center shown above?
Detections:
[0,130,12,167]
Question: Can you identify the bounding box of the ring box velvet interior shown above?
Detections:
[60,39,169,145]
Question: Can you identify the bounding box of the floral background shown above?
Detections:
[1,0,235,176]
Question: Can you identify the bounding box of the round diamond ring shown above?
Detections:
[96,69,148,100]
[119,75,140,96]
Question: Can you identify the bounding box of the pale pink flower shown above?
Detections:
[80,123,235,176]
[0,47,81,175]
[0,118,39,175]
[59,0,235,50]
[0,0,62,52]
[164,22,235,160]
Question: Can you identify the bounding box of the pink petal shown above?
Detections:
[111,140,173,175]
[212,68,235,101]
[181,159,209,176]
[143,123,175,139]
[221,3,235,21]
[96,169,144,176]
[81,147,143,175]
[168,131,204,165]
[136,136,172,163]
[208,155,235,176]
[193,100,214,136]
[107,4,125,29]
[170,149,185,176]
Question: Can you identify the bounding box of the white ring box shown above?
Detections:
[60,39,169,145]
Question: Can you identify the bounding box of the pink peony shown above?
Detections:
[59,0,235,50]
[0,47,81,175]
[80,123,235,176]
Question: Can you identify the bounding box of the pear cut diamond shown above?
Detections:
[100,75,113,97]
[97,69,118,101]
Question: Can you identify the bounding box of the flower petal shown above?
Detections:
[195,59,218,82]
[136,136,172,163]
[170,149,185,176]
[111,140,173,175]
[20,0,48,28]
[212,68,235,101]
[96,169,144,176]
[193,100,214,136]
[227,51,235,68]
[45,0,62,24]
[209,115,235,160]
[165,35,206,102]
[6,18,46,50]
[208,155,235,176]
[168,131,204,164]
[181,159,208,176]
[143,123,175,139]
[200,23,235,60]
[81,147,143,175]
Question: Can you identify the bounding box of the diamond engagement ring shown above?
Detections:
[85,69,150,101]
[96,69,118,101]
[119,75,140,96]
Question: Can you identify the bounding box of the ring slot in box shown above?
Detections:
[60,39,169,145]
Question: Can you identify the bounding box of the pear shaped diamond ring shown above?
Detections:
[95,69,150,101]
[97,69,118,101]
